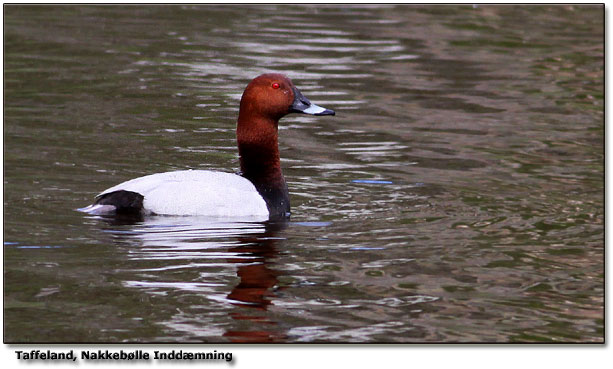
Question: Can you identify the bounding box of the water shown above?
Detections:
[3,5,603,343]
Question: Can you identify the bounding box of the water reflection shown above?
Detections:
[223,223,286,343]
[95,215,288,342]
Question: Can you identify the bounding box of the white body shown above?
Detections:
[81,170,269,219]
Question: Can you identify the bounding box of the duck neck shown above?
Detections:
[237,115,290,218]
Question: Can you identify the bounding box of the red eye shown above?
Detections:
[272,82,280,89]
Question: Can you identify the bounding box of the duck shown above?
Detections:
[78,73,335,220]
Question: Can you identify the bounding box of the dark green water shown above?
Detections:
[4,5,603,343]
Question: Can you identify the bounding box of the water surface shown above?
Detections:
[4,5,603,342]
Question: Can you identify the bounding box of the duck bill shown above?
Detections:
[290,87,335,116]
[300,103,335,116]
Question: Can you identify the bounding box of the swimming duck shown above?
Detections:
[78,73,335,219]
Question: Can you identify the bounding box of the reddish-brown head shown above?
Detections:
[238,73,335,122]
[239,73,295,121]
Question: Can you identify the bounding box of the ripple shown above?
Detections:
[337,141,409,159]
[361,258,415,268]
[288,321,413,342]
[351,179,394,184]
[259,27,353,36]
[295,38,400,45]
[123,280,222,292]
[233,41,405,54]
[293,221,333,227]
[372,295,440,307]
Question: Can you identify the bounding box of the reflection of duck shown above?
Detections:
[223,221,288,343]
[79,74,334,220]
[99,215,288,342]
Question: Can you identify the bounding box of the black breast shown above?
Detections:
[239,174,290,220]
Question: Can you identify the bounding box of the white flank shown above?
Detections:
[93,170,269,218]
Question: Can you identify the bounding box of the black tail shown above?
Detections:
[95,190,145,216]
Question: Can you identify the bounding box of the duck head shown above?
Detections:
[238,73,335,121]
